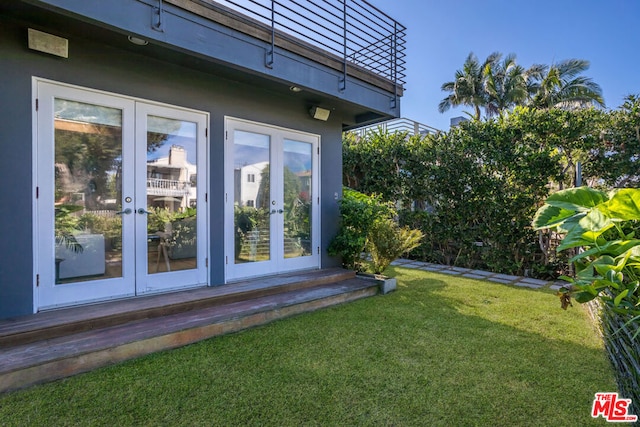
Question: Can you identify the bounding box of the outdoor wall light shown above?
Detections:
[127,35,149,46]
[289,86,303,92]
[309,106,330,121]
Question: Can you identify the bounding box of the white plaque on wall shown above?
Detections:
[28,28,69,58]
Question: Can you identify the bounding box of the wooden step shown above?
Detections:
[0,273,379,393]
[0,268,355,348]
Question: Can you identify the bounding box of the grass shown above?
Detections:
[0,267,620,426]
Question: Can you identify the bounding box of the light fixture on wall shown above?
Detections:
[309,106,331,121]
[289,86,302,92]
[127,35,148,46]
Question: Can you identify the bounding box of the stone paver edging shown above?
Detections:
[390,259,566,291]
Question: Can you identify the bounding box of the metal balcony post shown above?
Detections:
[339,0,347,92]
[265,0,275,68]
[391,21,398,110]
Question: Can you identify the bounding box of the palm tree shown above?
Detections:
[528,59,605,109]
[440,54,605,120]
[438,52,500,120]
[483,53,530,117]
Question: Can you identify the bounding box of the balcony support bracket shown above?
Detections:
[152,0,165,32]
[339,75,346,92]
[265,47,274,69]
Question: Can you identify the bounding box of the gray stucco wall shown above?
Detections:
[0,16,342,319]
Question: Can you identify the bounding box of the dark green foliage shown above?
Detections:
[344,107,622,276]
[342,131,409,202]
[587,95,640,187]
[346,110,555,274]
[344,98,639,277]
[327,188,394,271]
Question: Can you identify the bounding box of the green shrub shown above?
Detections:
[328,188,393,271]
[367,218,423,274]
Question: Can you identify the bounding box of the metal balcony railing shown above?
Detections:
[213,0,406,88]
[351,118,441,138]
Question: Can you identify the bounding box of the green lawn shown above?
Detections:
[0,267,620,426]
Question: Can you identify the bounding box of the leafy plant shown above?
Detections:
[234,206,269,259]
[77,213,123,249]
[328,188,394,271]
[55,204,84,253]
[147,207,176,233]
[532,187,640,319]
[366,218,423,274]
[328,188,422,274]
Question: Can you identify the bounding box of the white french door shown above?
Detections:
[225,118,320,281]
[35,80,208,310]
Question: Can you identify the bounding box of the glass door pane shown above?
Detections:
[145,116,198,274]
[225,118,319,281]
[54,99,124,284]
[282,139,312,259]
[233,130,271,264]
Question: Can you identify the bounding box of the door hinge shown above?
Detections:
[225,130,228,140]
[317,196,319,204]
[206,128,208,138]
[35,98,39,111]
[317,246,320,255]
[225,193,228,203]
[225,256,228,265]
[36,186,39,199]
[205,193,208,202]
[36,274,40,287]
[317,147,319,155]
[205,258,208,268]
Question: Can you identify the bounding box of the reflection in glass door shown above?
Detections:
[37,81,208,310]
[37,82,136,309]
[54,99,125,283]
[135,103,208,294]
[225,118,320,281]
[233,130,271,264]
[145,116,198,274]
[283,139,313,259]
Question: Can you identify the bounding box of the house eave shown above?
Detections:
[16,0,403,128]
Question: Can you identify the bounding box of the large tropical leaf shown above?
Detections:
[598,188,640,221]
[532,204,581,229]
[557,209,613,251]
[570,239,640,263]
[545,187,608,212]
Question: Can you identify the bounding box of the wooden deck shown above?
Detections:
[0,269,380,393]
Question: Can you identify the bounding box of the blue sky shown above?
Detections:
[369,0,640,131]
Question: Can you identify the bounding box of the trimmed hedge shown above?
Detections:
[343,100,640,278]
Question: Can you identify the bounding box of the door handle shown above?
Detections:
[116,208,132,215]
[137,208,151,215]
[278,209,284,214]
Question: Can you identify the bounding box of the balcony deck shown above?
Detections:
[167,0,405,95]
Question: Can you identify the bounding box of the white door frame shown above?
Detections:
[34,78,209,310]
[224,117,321,281]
